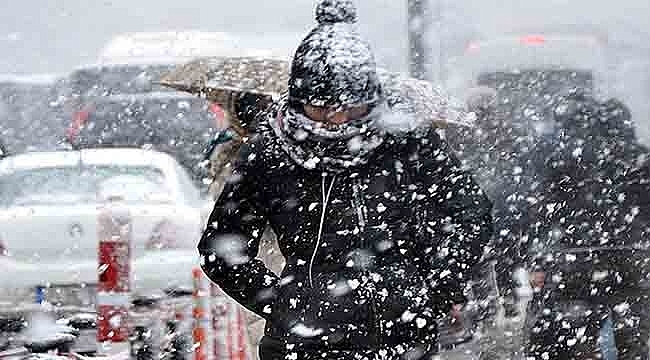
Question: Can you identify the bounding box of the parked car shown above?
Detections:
[0,74,67,154]
[60,62,226,187]
[95,31,273,66]
[64,90,222,187]
[67,31,287,106]
[0,148,213,295]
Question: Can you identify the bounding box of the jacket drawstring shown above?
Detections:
[352,178,368,233]
[309,173,337,287]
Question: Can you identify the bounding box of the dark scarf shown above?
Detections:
[269,99,387,172]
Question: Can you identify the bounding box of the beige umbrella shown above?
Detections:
[157,56,473,134]
[157,56,289,99]
[157,56,288,136]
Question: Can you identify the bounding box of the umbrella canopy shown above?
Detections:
[157,56,473,132]
[157,56,289,99]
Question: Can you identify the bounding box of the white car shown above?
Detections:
[0,148,213,296]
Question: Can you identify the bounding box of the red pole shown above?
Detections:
[97,205,132,350]
[226,302,233,360]
[211,285,223,360]
[225,301,250,360]
[236,307,246,360]
[193,267,212,360]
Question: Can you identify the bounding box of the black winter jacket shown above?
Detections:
[523,98,650,261]
[198,122,493,358]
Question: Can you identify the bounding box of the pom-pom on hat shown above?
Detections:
[315,0,357,24]
[288,0,382,108]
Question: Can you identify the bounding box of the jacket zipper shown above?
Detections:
[309,173,336,288]
[352,177,382,345]
[352,179,368,234]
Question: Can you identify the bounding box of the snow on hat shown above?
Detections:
[315,0,357,24]
[288,0,382,108]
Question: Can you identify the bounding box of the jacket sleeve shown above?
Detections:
[412,130,494,307]
[197,136,280,319]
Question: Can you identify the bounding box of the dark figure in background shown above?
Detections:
[0,141,6,159]
[447,86,538,318]
[197,1,493,359]
[523,94,650,359]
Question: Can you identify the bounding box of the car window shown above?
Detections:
[0,164,169,207]
[477,69,594,95]
[0,80,65,153]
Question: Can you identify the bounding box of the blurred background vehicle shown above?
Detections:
[445,32,608,141]
[444,32,609,209]
[436,16,650,141]
[446,31,607,96]
[0,148,213,297]
[64,89,223,187]
[0,74,67,154]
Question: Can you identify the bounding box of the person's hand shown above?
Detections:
[530,271,545,289]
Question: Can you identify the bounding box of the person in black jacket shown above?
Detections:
[197,1,493,359]
[522,94,650,359]
[526,94,650,256]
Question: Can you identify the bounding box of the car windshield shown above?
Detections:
[0,164,169,207]
[77,95,215,146]
[476,69,595,94]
